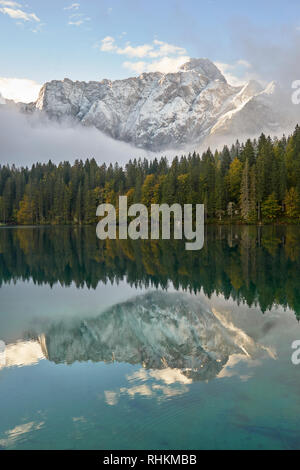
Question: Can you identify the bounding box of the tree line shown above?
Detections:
[1,125,300,225]
[1,225,300,318]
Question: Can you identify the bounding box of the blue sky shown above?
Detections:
[0,0,299,101]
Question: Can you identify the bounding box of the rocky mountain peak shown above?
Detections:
[13,58,298,151]
[179,58,226,82]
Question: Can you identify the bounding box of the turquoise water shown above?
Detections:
[0,226,300,450]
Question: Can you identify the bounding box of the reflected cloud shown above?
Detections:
[120,384,153,398]
[33,291,270,383]
[0,339,45,370]
[104,391,119,406]
[3,292,274,396]
[72,416,86,423]
[217,354,262,381]
[105,367,191,405]
[127,367,193,385]
[0,421,44,448]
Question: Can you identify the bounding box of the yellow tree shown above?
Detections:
[141,174,156,207]
[17,195,35,225]
[284,187,300,219]
[227,157,243,203]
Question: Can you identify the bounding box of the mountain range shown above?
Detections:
[3,58,299,151]
[15,291,273,382]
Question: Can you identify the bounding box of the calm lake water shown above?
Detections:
[0,225,300,450]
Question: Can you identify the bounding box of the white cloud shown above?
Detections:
[68,19,83,26]
[66,8,89,27]
[64,3,80,10]
[0,77,41,103]
[123,56,190,75]
[100,36,116,52]
[149,39,187,58]
[117,43,154,58]
[0,2,40,22]
[236,59,251,68]
[68,15,90,26]
[214,59,260,86]
[100,36,153,57]
[100,37,187,60]
[99,37,189,74]
[0,1,21,6]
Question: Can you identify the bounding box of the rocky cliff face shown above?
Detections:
[37,291,269,382]
[21,58,297,151]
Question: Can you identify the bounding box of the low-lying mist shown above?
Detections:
[0,106,153,167]
[0,102,298,169]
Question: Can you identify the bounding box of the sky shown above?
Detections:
[0,0,300,102]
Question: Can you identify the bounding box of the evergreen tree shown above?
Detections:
[284,188,300,219]
[240,159,251,221]
[261,193,281,221]
[0,126,299,225]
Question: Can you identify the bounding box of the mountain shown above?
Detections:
[20,58,298,151]
[31,291,272,382]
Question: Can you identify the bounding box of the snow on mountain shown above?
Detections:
[208,80,296,143]
[32,291,271,381]
[19,59,298,151]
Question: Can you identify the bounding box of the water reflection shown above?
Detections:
[0,227,300,450]
[0,421,45,449]
[0,340,6,367]
[2,292,275,386]
[0,225,300,317]
[0,339,44,370]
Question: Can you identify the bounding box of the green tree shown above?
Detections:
[227,157,243,203]
[240,159,251,221]
[261,193,281,222]
[284,188,300,219]
[17,194,35,224]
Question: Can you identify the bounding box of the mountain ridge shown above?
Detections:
[12,58,299,151]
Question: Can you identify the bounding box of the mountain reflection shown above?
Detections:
[5,291,274,383]
[0,225,300,317]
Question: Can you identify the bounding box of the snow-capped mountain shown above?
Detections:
[21,58,298,151]
[32,291,271,382]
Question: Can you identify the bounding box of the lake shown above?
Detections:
[0,225,300,450]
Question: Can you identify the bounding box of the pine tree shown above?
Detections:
[240,159,251,221]
[227,157,243,204]
[17,194,35,224]
[284,188,300,219]
[141,174,156,207]
[249,165,257,222]
[261,193,281,222]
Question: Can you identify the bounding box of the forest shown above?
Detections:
[0,125,300,225]
[1,225,300,318]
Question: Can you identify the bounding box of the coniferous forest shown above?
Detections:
[1,225,300,318]
[1,126,300,225]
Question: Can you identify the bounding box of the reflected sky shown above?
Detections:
[1,227,300,450]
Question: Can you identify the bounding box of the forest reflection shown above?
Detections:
[0,225,300,317]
